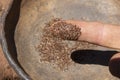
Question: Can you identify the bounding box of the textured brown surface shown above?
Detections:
[0,0,21,79]
[0,46,20,80]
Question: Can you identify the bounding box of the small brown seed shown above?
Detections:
[51,21,81,40]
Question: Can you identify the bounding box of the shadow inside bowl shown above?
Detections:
[4,0,31,79]
[71,50,118,66]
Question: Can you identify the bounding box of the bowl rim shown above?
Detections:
[0,0,31,79]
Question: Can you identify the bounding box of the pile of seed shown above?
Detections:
[36,19,94,70]
[50,20,81,40]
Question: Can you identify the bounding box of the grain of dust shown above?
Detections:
[36,19,96,71]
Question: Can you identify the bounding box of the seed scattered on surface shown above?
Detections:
[35,19,95,70]
[51,21,81,40]
[36,19,74,70]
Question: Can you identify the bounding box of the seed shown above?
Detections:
[35,19,95,71]
[50,21,81,41]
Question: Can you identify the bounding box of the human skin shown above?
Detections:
[65,20,120,78]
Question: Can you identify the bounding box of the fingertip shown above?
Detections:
[109,53,120,78]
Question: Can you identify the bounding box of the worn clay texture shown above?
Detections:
[0,46,21,80]
[0,0,21,79]
[15,0,120,80]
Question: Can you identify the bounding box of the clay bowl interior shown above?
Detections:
[4,0,120,80]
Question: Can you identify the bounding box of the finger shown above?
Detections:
[109,53,120,78]
[66,20,120,49]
